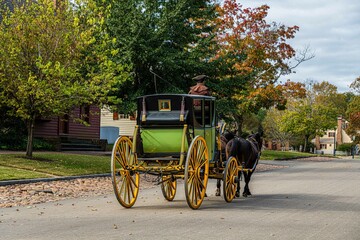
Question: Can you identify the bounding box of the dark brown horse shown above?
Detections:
[216,132,262,198]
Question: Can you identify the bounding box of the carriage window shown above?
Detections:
[194,99,203,126]
[204,100,211,126]
[158,99,171,111]
[193,99,214,127]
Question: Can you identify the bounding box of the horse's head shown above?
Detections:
[224,131,236,141]
[248,132,263,151]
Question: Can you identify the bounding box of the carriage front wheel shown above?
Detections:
[184,136,209,210]
[223,156,239,203]
[111,136,140,208]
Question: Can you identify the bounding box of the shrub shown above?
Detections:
[337,143,354,153]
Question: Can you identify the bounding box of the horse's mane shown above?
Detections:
[229,137,240,158]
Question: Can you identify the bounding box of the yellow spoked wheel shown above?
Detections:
[111,136,139,208]
[223,156,239,203]
[184,136,209,210]
[161,176,177,201]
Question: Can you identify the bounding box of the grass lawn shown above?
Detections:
[0,165,51,180]
[261,150,316,160]
[0,152,110,181]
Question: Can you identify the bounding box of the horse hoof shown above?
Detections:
[235,192,240,198]
[215,189,221,196]
[243,193,248,198]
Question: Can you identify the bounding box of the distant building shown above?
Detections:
[33,105,104,151]
[312,116,353,155]
[100,107,136,138]
[264,140,290,151]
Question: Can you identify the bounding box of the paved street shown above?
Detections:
[1,158,360,240]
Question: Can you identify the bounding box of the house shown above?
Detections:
[100,107,136,143]
[312,116,353,155]
[264,140,290,151]
[33,105,104,150]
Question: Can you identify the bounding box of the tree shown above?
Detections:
[346,95,360,143]
[280,81,343,151]
[350,76,360,93]
[346,77,360,143]
[263,107,294,149]
[0,0,121,157]
[210,1,312,134]
[105,0,219,113]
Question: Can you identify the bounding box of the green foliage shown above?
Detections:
[0,107,27,150]
[279,81,345,151]
[0,0,125,157]
[263,107,294,146]
[32,138,56,151]
[105,0,218,113]
[346,95,360,143]
[337,143,354,153]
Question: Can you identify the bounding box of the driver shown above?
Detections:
[188,75,210,96]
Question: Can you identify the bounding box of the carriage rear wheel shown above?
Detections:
[111,136,140,208]
[184,136,209,210]
[161,176,177,201]
[223,156,239,203]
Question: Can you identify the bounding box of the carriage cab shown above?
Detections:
[135,94,217,162]
[111,93,242,210]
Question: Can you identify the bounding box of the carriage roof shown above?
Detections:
[136,94,216,127]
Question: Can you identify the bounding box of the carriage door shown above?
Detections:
[204,100,215,161]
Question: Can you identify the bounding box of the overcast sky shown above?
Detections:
[240,0,360,92]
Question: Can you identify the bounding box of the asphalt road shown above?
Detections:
[1,158,360,240]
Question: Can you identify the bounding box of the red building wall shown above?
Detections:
[34,106,100,140]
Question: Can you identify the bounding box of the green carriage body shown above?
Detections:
[136,94,217,162]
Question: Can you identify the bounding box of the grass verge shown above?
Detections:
[261,150,316,160]
[0,165,50,180]
[0,152,110,181]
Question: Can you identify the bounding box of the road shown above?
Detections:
[1,158,360,240]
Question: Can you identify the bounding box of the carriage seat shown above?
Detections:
[142,110,189,125]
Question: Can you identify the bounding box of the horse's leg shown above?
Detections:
[216,179,221,196]
[235,171,241,198]
[243,172,252,197]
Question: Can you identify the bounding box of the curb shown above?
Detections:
[0,173,111,186]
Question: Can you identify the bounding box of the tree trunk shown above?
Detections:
[26,117,35,158]
[303,134,309,152]
[234,114,243,136]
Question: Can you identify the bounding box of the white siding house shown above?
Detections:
[100,107,136,138]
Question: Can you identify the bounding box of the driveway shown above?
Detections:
[1,158,360,240]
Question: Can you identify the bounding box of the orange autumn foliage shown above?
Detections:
[212,0,303,119]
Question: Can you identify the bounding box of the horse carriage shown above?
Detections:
[110,93,261,209]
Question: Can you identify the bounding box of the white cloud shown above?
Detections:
[240,0,360,92]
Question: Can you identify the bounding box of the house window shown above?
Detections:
[80,105,90,124]
[320,144,327,149]
[113,112,119,120]
[328,132,335,137]
[113,112,129,120]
